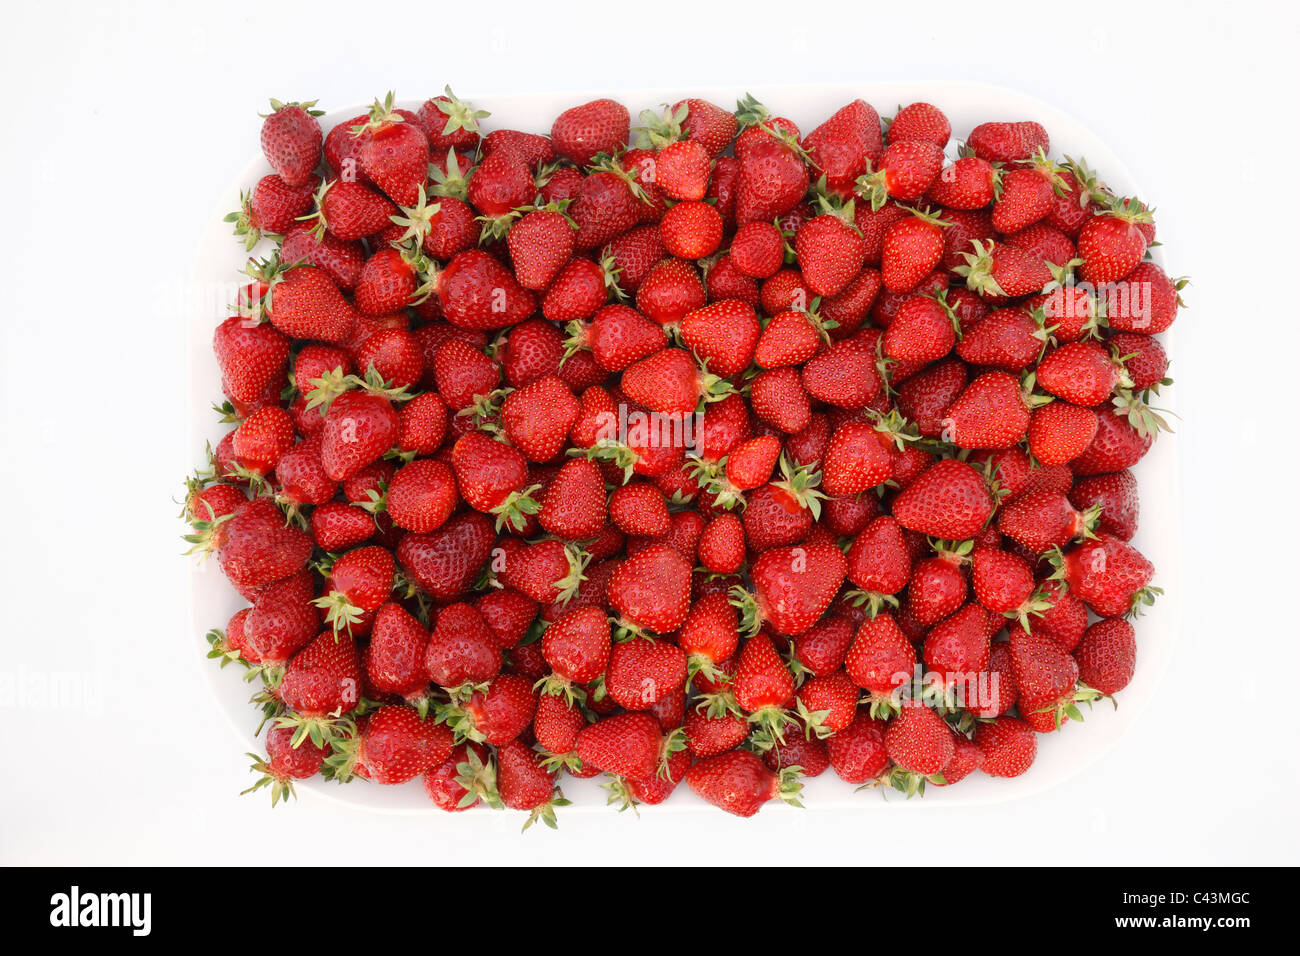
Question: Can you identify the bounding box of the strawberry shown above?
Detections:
[731,221,785,278]
[753,310,824,369]
[880,208,948,293]
[541,605,612,689]
[1056,533,1157,617]
[308,502,375,551]
[227,173,319,249]
[508,206,576,291]
[667,98,737,156]
[317,390,400,481]
[242,725,328,806]
[942,371,1032,449]
[733,632,796,733]
[367,602,431,701]
[997,490,1098,555]
[602,224,665,292]
[352,94,430,206]
[622,348,731,417]
[1008,626,1079,702]
[1104,261,1182,334]
[443,673,537,746]
[607,542,692,634]
[699,513,746,575]
[856,140,945,209]
[276,630,362,745]
[575,712,663,779]
[803,99,883,196]
[685,707,750,759]
[260,99,323,187]
[353,248,419,317]
[742,543,847,636]
[825,711,890,783]
[735,134,809,225]
[1069,470,1139,540]
[821,420,894,497]
[923,601,992,680]
[396,511,496,603]
[1027,401,1099,465]
[660,200,724,259]
[955,240,1052,300]
[1073,618,1136,695]
[801,339,882,409]
[636,257,707,326]
[796,209,868,297]
[424,743,495,813]
[339,705,452,785]
[438,249,536,330]
[267,264,358,343]
[967,121,1049,164]
[535,458,607,540]
[571,303,668,373]
[498,538,588,605]
[216,498,313,593]
[884,294,956,362]
[892,459,994,539]
[955,307,1044,371]
[213,316,290,407]
[796,670,858,735]
[450,431,535,529]
[685,749,803,817]
[571,169,641,249]
[604,637,688,710]
[496,739,567,830]
[974,716,1037,776]
[1036,341,1126,406]
[680,300,761,378]
[231,406,295,476]
[244,571,319,665]
[845,613,916,700]
[551,98,630,165]
[888,102,950,147]
[992,152,1065,234]
[928,157,997,212]
[884,700,954,775]
[542,258,613,322]
[313,179,398,241]
[1078,201,1152,285]
[501,375,579,463]
[609,482,670,536]
[1071,408,1153,475]
[425,602,500,689]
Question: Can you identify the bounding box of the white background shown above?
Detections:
[2,0,1297,865]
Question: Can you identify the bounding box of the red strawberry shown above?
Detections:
[955,307,1044,371]
[621,348,730,417]
[680,300,761,378]
[343,705,452,785]
[604,637,687,710]
[501,376,579,463]
[845,613,916,699]
[967,121,1049,164]
[213,316,290,407]
[880,208,947,293]
[884,700,953,775]
[731,221,785,278]
[541,605,612,688]
[735,134,809,225]
[744,543,847,636]
[884,294,956,362]
[927,156,995,209]
[1071,408,1153,475]
[268,264,357,343]
[1103,261,1182,334]
[231,406,295,476]
[571,169,641,249]
[367,603,431,701]
[892,459,994,539]
[822,420,894,497]
[496,739,566,830]
[260,98,322,187]
[276,631,361,746]
[796,210,867,297]
[1078,202,1152,285]
[1073,618,1136,695]
[637,257,707,326]
[353,94,430,206]
[313,180,398,241]
[575,712,663,779]
[955,240,1052,300]
[1069,470,1139,540]
[551,98,630,165]
[997,490,1098,555]
[607,543,692,635]
[801,339,882,409]
[508,207,577,291]
[1057,534,1157,617]
[217,499,313,594]
[227,173,319,249]
[437,249,536,330]
[318,390,400,481]
[803,99,883,196]
[974,716,1037,776]
[397,512,496,603]
[992,152,1065,234]
[1008,627,1079,704]
[450,431,534,527]
[425,602,500,689]
[244,571,319,665]
[699,513,746,575]
[498,538,588,605]
[572,303,667,373]
[923,602,991,682]
[888,102,950,147]
[660,200,724,259]
[1036,341,1125,406]
[942,371,1032,450]
[685,749,803,817]
[825,711,890,784]
[857,140,945,209]
[242,725,327,805]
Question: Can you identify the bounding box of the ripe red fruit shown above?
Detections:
[686,749,803,817]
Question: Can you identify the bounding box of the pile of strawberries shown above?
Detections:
[186,89,1178,825]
